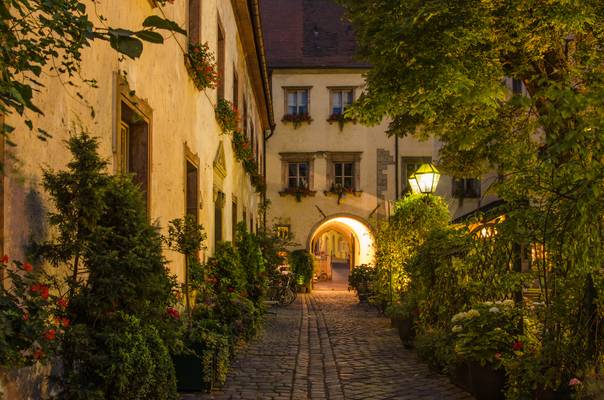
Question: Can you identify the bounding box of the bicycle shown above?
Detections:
[267,268,297,306]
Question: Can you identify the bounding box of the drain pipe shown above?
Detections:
[395,135,400,199]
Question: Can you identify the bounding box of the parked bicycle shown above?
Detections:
[267,266,297,306]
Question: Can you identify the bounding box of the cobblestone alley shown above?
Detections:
[184,290,473,400]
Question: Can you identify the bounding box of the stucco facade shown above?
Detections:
[265,68,498,267]
[2,0,271,283]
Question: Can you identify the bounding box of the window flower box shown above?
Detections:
[324,184,362,204]
[279,187,316,202]
[281,113,313,129]
[326,113,355,131]
[185,42,218,91]
[215,98,239,135]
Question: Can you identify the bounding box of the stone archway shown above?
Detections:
[307,215,375,287]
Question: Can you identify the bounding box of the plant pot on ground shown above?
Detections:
[449,361,472,393]
[173,342,212,392]
[467,361,506,400]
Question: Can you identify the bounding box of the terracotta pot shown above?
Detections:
[467,361,506,400]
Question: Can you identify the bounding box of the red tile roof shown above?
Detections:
[259,0,370,69]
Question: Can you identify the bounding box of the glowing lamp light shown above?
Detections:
[408,163,441,194]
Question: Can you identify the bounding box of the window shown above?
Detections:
[327,152,361,191]
[185,159,199,222]
[232,70,239,111]
[217,18,225,100]
[288,162,309,189]
[452,178,481,198]
[286,89,309,115]
[401,157,432,193]
[334,162,354,189]
[231,199,237,241]
[118,94,151,212]
[188,0,201,44]
[276,225,289,239]
[330,88,353,115]
[214,190,225,245]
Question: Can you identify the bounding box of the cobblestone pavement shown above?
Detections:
[183,291,473,400]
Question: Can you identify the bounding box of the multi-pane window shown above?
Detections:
[217,19,225,100]
[119,100,150,211]
[331,89,353,115]
[188,0,201,45]
[452,178,481,198]
[334,162,354,189]
[288,162,309,189]
[286,89,309,115]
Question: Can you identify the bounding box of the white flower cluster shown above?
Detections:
[451,325,463,333]
[451,309,480,323]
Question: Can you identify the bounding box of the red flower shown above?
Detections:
[22,312,30,321]
[166,307,180,320]
[2,255,8,264]
[33,349,43,360]
[512,340,523,351]
[57,298,68,309]
[22,262,33,272]
[228,287,235,293]
[39,285,49,300]
[44,329,56,341]
[30,283,41,293]
[495,352,502,360]
[60,317,70,328]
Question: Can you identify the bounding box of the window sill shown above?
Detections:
[279,188,317,202]
[326,114,356,131]
[281,114,313,129]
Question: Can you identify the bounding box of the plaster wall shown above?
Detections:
[3,0,266,282]
[266,69,499,255]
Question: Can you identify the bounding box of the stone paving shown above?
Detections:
[183,290,473,400]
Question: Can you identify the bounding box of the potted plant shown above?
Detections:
[278,186,317,202]
[281,113,313,128]
[450,300,523,400]
[348,264,376,303]
[385,299,417,348]
[185,42,218,91]
[326,113,355,131]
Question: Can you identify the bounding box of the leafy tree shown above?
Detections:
[235,222,266,305]
[36,132,179,398]
[0,0,186,138]
[339,0,603,388]
[163,215,207,317]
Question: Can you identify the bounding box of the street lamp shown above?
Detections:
[408,163,441,194]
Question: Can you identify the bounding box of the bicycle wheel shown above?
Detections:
[279,287,296,306]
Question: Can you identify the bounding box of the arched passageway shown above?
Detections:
[307,216,374,288]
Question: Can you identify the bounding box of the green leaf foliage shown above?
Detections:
[339,0,604,390]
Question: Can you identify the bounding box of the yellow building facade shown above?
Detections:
[2,0,272,283]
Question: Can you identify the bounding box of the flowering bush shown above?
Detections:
[0,258,64,367]
[215,98,239,134]
[281,113,313,128]
[348,264,377,295]
[186,42,218,90]
[451,300,525,367]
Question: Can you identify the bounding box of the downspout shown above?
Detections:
[394,135,399,199]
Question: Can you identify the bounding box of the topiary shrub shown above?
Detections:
[61,313,177,400]
[288,249,313,290]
